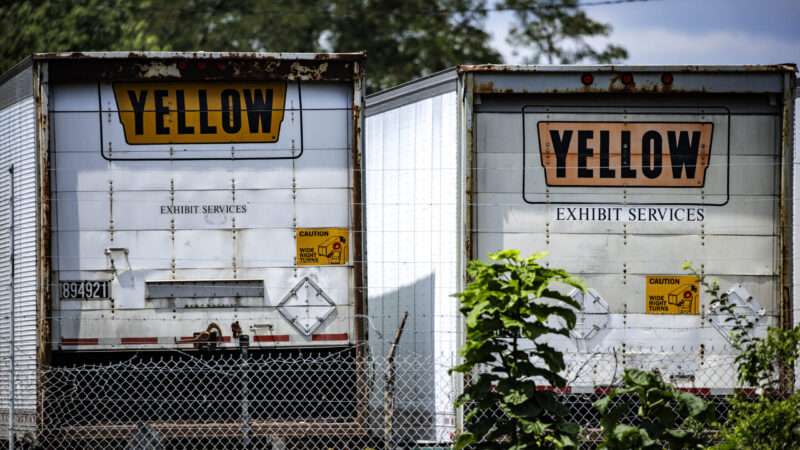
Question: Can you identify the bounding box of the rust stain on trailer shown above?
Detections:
[779,72,796,335]
[351,102,366,344]
[37,52,364,83]
[139,62,181,78]
[608,73,633,92]
[347,57,368,356]
[465,63,797,94]
[476,80,494,93]
[290,61,329,81]
[458,63,797,73]
[34,63,53,423]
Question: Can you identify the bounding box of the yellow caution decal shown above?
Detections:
[296,228,349,266]
[113,82,287,144]
[645,275,700,314]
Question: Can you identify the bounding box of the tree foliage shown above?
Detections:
[451,250,584,449]
[0,0,626,91]
[503,0,627,63]
[0,0,163,69]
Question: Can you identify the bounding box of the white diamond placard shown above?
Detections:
[570,288,610,340]
[277,277,336,336]
[708,284,765,343]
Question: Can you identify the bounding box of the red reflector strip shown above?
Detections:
[677,387,711,396]
[254,335,290,342]
[535,385,572,394]
[312,333,349,341]
[179,336,232,343]
[594,386,614,395]
[121,337,158,345]
[61,338,99,346]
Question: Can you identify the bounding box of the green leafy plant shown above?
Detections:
[683,262,799,392]
[684,262,800,449]
[734,324,800,391]
[712,391,800,450]
[451,250,584,450]
[682,262,754,351]
[711,327,800,449]
[594,369,714,449]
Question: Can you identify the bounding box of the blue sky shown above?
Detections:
[488,0,800,65]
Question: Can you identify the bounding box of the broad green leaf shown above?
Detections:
[452,432,476,450]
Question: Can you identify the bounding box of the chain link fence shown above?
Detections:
[0,347,786,449]
[32,351,456,450]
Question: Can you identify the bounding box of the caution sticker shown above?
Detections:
[296,228,349,266]
[645,275,700,314]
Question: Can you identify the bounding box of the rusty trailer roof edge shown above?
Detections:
[35,52,366,83]
[457,63,797,73]
[32,51,366,61]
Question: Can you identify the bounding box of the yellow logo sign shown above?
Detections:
[538,122,713,187]
[645,275,700,314]
[296,228,349,266]
[113,82,287,144]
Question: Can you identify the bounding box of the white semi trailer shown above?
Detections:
[0,52,367,439]
[365,65,796,440]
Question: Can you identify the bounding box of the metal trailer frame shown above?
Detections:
[0,51,368,444]
[366,64,797,436]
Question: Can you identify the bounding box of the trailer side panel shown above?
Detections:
[0,65,39,433]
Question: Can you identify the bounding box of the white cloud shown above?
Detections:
[486,5,800,66]
[604,28,800,65]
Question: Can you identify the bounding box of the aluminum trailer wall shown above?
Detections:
[465,66,795,381]
[795,92,799,391]
[36,53,366,352]
[366,65,796,438]
[366,70,461,442]
[0,61,40,434]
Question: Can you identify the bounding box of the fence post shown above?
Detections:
[384,311,408,450]
[240,335,251,449]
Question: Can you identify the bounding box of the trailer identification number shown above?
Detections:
[113,82,287,144]
[296,228,349,266]
[60,281,110,300]
[645,275,699,315]
[538,122,713,187]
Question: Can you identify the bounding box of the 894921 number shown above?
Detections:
[59,281,110,300]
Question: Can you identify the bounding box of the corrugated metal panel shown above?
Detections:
[0,64,33,111]
[794,96,799,391]
[366,90,459,441]
[0,95,39,425]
